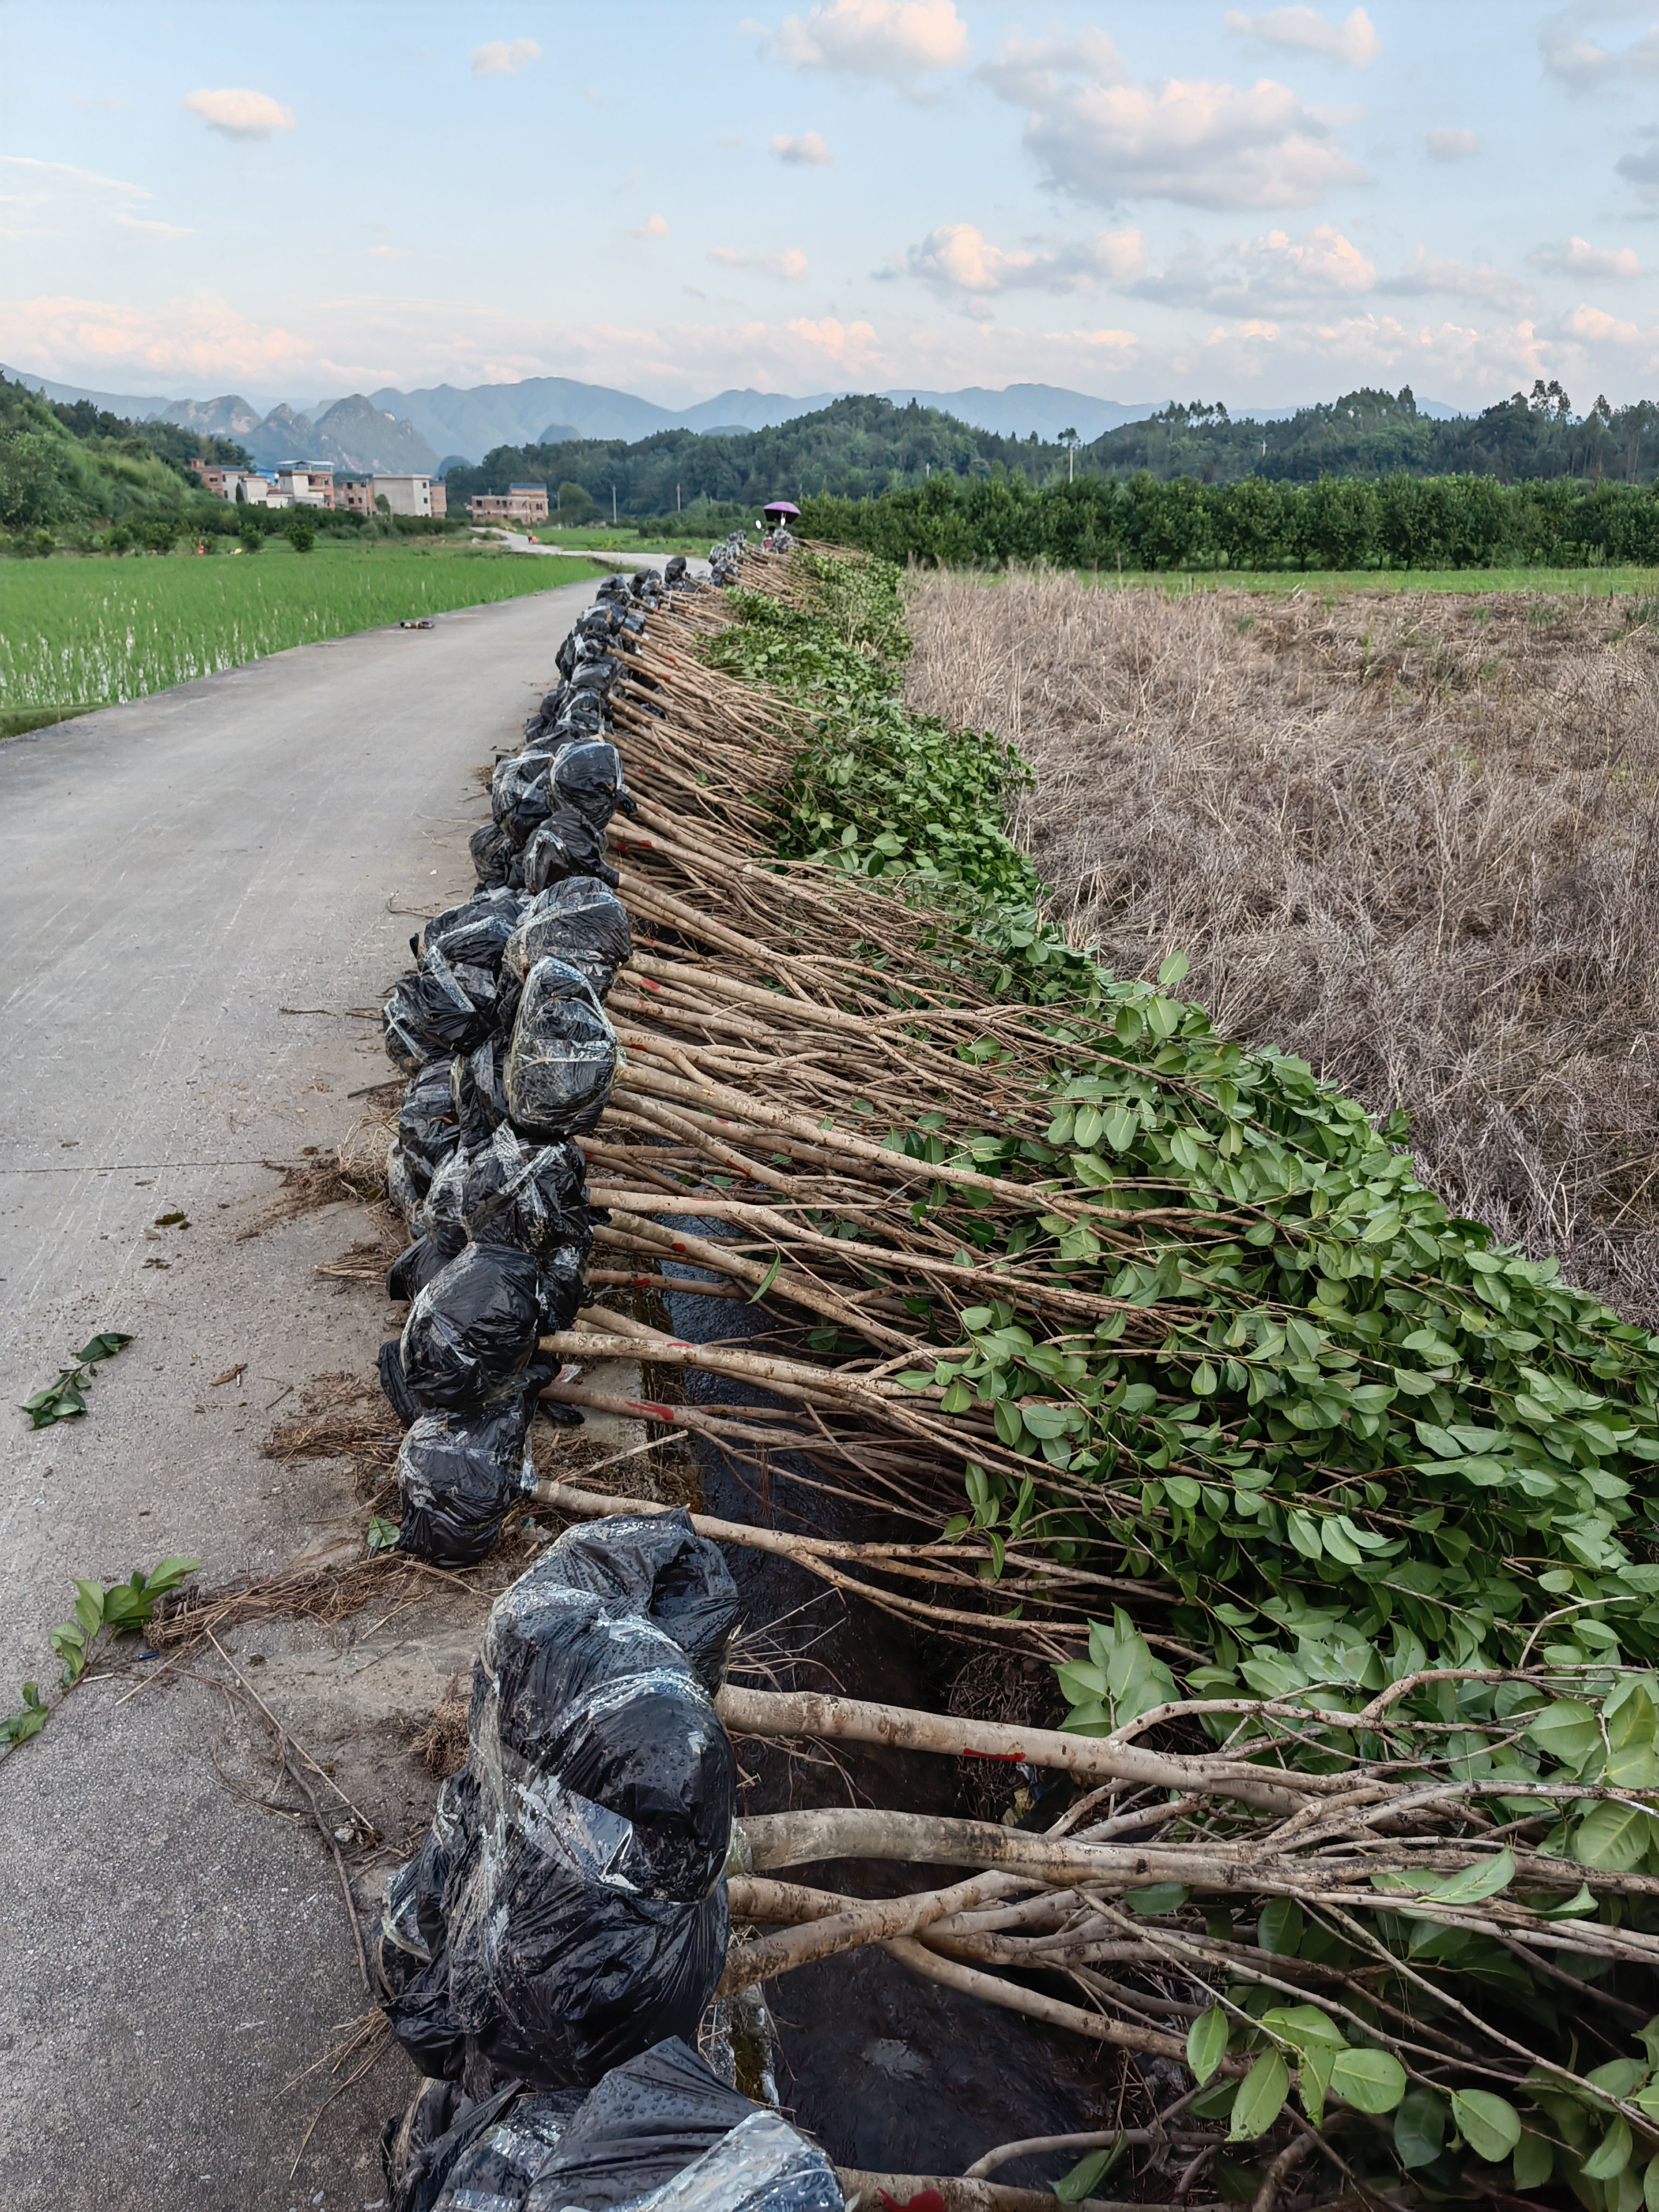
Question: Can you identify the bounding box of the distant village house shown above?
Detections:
[466,483,549,523]
[190,459,444,518]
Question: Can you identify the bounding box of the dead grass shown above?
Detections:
[264,1370,401,1505]
[411,1681,470,1778]
[907,571,1659,1316]
[238,1103,398,1242]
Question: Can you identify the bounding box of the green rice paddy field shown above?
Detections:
[0,539,617,734]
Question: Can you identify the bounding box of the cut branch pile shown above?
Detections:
[538,545,1659,2209]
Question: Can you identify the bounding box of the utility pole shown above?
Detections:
[677,481,682,511]
[612,484,618,524]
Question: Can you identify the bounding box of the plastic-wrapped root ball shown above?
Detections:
[506,957,619,1138]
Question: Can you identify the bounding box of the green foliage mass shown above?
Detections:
[719,554,1659,1692]
[0,373,248,532]
[712,544,1659,2208]
[801,463,1659,572]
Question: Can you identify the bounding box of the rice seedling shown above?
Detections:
[0,543,609,720]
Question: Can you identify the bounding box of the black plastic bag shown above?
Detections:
[528,2041,840,2212]
[422,889,523,976]
[549,688,609,742]
[457,1125,591,1257]
[521,809,618,894]
[401,1243,543,1412]
[376,1764,482,2079]
[384,946,497,1071]
[448,1586,734,2079]
[453,1036,512,1149]
[664,555,687,584]
[507,957,618,1137]
[532,1510,737,1694]
[471,820,516,889]
[494,753,556,846]
[379,1337,424,1430]
[400,1057,462,1184]
[506,879,632,997]
[568,658,620,698]
[387,2041,839,2212]
[386,1139,426,1225]
[538,1239,591,1336]
[548,737,637,831]
[395,1390,537,1566]
[393,2079,582,2212]
[387,1223,466,1304]
[379,1521,737,2090]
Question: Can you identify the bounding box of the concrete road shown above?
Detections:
[0,574,605,2211]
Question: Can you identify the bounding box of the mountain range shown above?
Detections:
[0,364,1466,473]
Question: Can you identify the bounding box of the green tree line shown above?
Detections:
[797,467,1659,572]
[445,384,1659,528]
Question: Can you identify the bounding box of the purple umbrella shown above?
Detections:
[762,500,801,518]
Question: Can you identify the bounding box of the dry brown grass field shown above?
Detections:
[906,570,1659,1317]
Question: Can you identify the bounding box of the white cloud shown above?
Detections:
[1223,7,1380,69]
[893,221,1144,299]
[709,245,811,279]
[1130,221,1373,311]
[1426,127,1480,160]
[1539,14,1659,89]
[0,156,191,242]
[182,87,294,139]
[470,38,541,77]
[981,32,1365,210]
[632,213,670,240]
[763,0,966,89]
[1376,247,1534,313]
[770,130,833,163]
[1530,235,1643,279]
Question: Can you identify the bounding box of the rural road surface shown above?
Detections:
[0,569,617,2211]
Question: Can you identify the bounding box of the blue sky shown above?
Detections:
[6,0,1659,412]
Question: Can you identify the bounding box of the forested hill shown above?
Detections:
[440,395,1071,517]
[448,383,1659,521]
[1087,383,1659,485]
[0,373,252,531]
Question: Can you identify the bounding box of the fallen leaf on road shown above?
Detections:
[211,1363,247,1388]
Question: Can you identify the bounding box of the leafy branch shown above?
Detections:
[19,1331,133,1428]
[1,1557,200,1759]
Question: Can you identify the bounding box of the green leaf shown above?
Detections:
[747,1252,784,1304]
[1330,2048,1407,2114]
[75,1332,132,1365]
[1452,2089,1522,2163]
[1257,1898,1304,1955]
[1157,949,1189,989]
[1187,2006,1229,2086]
[1299,2040,1334,2129]
[1583,2116,1634,2184]
[1053,2144,1121,2203]
[1124,1884,1189,1917]
[1539,1883,1599,1919]
[1229,2051,1290,2142]
[1423,1848,1515,1905]
[1645,2154,1659,2212]
[1394,2088,1447,2170]
[1527,1697,1603,1769]
[1576,1799,1657,1871]
[1514,2132,1553,2190]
